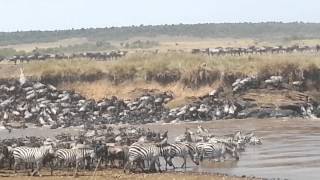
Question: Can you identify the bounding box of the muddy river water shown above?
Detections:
[1,118,320,180]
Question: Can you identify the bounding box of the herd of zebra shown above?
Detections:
[0,50,128,64]
[192,44,320,56]
[0,125,262,176]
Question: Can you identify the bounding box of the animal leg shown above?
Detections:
[155,158,162,173]
[123,161,130,173]
[32,162,40,176]
[13,161,18,174]
[49,161,54,176]
[74,161,79,177]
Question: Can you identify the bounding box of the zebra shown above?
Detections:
[209,136,246,152]
[175,130,206,143]
[196,142,239,162]
[209,131,247,151]
[12,145,54,176]
[54,147,96,176]
[166,143,200,171]
[124,141,172,173]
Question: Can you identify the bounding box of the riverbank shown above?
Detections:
[0,169,259,180]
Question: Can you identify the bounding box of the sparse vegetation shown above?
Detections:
[0,48,27,57]
[33,41,115,54]
[122,40,159,49]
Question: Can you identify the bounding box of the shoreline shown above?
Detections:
[0,169,261,180]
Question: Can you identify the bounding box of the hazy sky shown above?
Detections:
[0,0,319,31]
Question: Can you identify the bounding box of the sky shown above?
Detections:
[0,0,319,32]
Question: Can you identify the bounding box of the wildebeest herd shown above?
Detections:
[192,44,320,56]
[1,44,320,64]
[0,50,128,64]
[0,125,262,176]
[0,69,317,132]
[0,76,174,129]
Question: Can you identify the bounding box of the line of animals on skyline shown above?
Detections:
[191,44,320,56]
[1,44,320,64]
[0,50,128,64]
[0,125,262,177]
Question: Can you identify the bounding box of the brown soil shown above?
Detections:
[0,169,258,180]
[240,89,310,107]
[0,63,22,79]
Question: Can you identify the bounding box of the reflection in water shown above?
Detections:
[1,118,320,180]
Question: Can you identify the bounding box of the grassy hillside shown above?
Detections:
[1,52,319,107]
[19,53,320,84]
[0,52,317,96]
[1,22,320,46]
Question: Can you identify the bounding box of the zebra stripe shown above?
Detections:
[196,142,239,162]
[209,136,246,152]
[56,148,94,163]
[13,145,53,176]
[125,142,171,172]
[167,143,200,170]
[55,148,95,175]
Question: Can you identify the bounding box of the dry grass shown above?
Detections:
[27,52,320,74]
[20,52,320,83]
[24,59,104,79]
[4,35,320,53]
[1,52,320,102]
[241,89,311,107]
[0,38,89,52]
[59,80,213,107]
[123,37,320,52]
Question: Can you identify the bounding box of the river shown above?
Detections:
[1,118,319,180]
